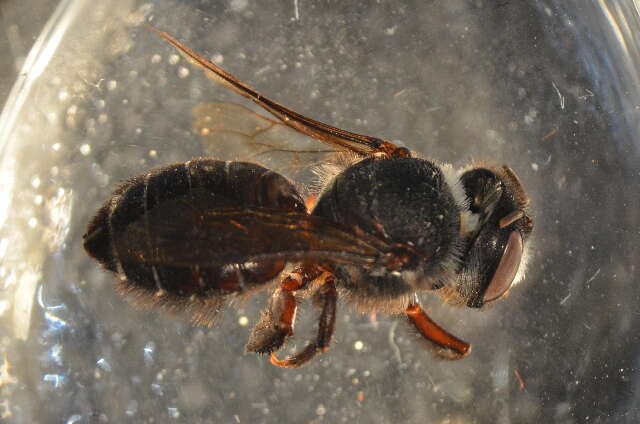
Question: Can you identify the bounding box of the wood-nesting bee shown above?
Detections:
[83,28,534,368]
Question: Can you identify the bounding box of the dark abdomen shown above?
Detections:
[84,158,305,299]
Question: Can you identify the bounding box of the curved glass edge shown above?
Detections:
[0,0,87,156]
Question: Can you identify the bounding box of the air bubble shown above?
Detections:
[212,53,224,64]
[178,67,190,78]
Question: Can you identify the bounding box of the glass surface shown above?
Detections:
[1,0,639,422]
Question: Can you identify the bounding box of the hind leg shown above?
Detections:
[245,265,321,355]
[270,272,337,368]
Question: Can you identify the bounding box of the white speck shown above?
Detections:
[47,111,57,124]
[178,67,190,78]
[524,108,538,125]
[50,344,63,365]
[168,54,180,65]
[34,195,43,205]
[28,217,38,228]
[230,0,248,12]
[384,25,397,35]
[148,150,157,158]
[96,358,112,372]
[43,374,65,387]
[316,404,326,416]
[106,80,117,91]
[354,340,364,351]
[80,144,91,156]
[66,414,82,424]
[144,342,155,365]
[58,90,69,102]
[0,301,9,316]
[52,143,61,151]
[125,400,138,416]
[31,176,41,189]
[151,383,163,395]
[531,163,539,171]
[151,54,162,64]
[168,407,180,418]
[238,316,249,326]
[96,99,106,109]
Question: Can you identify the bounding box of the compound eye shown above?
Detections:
[482,231,523,302]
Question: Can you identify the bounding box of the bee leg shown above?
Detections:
[245,266,321,355]
[270,273,337,368]
[405,300,471,359]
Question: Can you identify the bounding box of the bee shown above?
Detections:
[83,28,534,368]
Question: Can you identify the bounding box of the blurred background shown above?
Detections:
[1,0,640,423]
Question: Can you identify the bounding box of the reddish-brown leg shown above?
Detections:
[270,272,337,368]
[245,265,321,355]
[406,301,471,359]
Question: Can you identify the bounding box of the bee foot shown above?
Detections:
[245,324,290,355]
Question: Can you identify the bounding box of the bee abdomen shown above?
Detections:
[84,158,304,300]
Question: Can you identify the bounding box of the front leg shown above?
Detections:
[245,264,321,355]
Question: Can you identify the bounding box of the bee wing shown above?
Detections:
[151,27,407,159]
[192,101,336,182]
[117,204,388,268]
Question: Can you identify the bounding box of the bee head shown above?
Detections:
[456,166,533,308]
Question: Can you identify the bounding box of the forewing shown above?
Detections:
[151,27,406,158]
[117,202,387,268]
